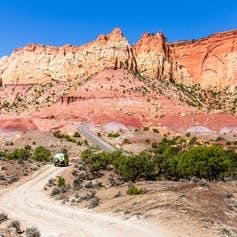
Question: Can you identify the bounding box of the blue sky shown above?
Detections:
[0,0,237,57]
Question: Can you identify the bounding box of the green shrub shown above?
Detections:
[53,130,64,139]
[108,132,120,138]
[185,132,191,137]
[7,148,31,160]
[64,135,77,143]
[123,138,131,144]
[145,139,151,144]
[81,150,115,172]
[153,128,159,133]
[189,136,197,145]
[127,185,144,195]
[57,176,65,187]
[73,132,81,138]
[97,132,101,137]
[53,131,77,143]
[177,145,232,180]
[32,146,51,162]
[151,142,158,148]
[24,144,32,150]
[113,154,157,181]
[143,126,149,131]
[216,136,224,142]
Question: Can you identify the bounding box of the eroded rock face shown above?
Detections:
[0,28,131,84]
[0,28,236,89]
[133,32,171,80]
[170,30,237,88]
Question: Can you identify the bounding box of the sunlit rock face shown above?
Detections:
[0,28,237,89]
[170,30,237,88]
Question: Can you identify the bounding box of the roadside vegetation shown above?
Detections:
[53,130,84,146]
[0,145,52,162]
[81,136,237,182]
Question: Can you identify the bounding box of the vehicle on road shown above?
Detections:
[53,153,69,167]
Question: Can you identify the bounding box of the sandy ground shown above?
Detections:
[0,165,175,237]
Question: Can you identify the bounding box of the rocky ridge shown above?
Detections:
[0,28,236,89]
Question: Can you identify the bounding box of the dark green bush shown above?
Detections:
[53,130,64,139]
[97,132,101,137]
[24,144,32,150]
[53,131,77,143]
[7,148,31,160]
[57,176,65,187]
[81,150,115,172]
[216,136,224,142]
[73,132,81,138]
[32,146,51,162]
[113,154,157,181]
[108,132,120,138]
[177,145,232,180]
[84,139,89,146]
[123,138,131,144]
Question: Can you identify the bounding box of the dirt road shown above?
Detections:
[0,165,173,237]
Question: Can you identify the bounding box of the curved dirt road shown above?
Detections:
[0,165,171,237]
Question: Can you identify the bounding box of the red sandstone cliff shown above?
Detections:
[170,30,237,88]
[0,28,236,88]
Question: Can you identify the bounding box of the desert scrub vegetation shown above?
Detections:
[0,146,52,162]
[152,128,159,133]
[107,132,120,138]
[126,185,144,195]
[123,138,131,144]
[57,176,66,187]
[32,146,52,161]
[73,131,81,138]
[81,137,237,182]
[129,67,237,115]
[53,130,78,143]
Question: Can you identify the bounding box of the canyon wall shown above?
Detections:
[171,30,237,88]
[0,28,236,88]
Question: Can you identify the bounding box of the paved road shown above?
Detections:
[78,123,117,152]
[0,165,168,237]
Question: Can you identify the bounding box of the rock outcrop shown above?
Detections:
[171,30,237,88]
[0,28,236,89]
[0,28,131,84]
